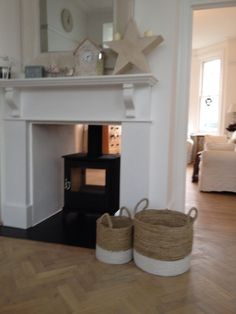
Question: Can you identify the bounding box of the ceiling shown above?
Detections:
[192,7,236,50]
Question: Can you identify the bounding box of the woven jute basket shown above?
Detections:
[96,207,133,264]
[133,198,198,276]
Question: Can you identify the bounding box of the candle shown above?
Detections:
[114,32,121,41]
[144,30,154,37]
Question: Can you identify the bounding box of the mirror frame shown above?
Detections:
[20,0,134,66]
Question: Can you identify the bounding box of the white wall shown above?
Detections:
[188,54,201,134]
[225,39,236,109]
[0,0,22,76]
[32,124,79,225]
[0,93,3,224]
[135,0,181,209]
[0,0,22,223]
[1,0,236,225]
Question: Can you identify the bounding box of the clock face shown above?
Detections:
[61,9,73,32]
[82,51,94,63]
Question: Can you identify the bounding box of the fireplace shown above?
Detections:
[62,125,120,247]
[0,74,156,235]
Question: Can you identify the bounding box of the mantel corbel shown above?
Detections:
[123,83,135,118]
[4,87,21,117]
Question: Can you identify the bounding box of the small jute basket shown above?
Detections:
[96,207,133,264]
[133,198,198,276]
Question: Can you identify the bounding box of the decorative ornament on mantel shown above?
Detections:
[73,38,104,76]
[105,19,164,74]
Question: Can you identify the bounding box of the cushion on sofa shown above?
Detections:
[204,134,228,143]
[205,142,235,151]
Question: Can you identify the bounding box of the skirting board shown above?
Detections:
[2,204,33,229]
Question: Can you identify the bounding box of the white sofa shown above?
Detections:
[199,147,236,193]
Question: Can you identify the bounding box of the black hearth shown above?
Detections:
[62,125,120,248]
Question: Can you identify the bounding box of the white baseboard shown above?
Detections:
[2,203,33,229]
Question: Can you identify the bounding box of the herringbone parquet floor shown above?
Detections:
[0,166,236,313]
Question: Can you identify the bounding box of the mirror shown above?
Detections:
[39,0,134,53]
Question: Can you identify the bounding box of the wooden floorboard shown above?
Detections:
[0,165,236,313]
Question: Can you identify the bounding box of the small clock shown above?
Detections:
[82,51,94,63]
[61,8,73,32]
[73,39,104,76]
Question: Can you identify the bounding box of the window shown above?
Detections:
[199,58,222,133]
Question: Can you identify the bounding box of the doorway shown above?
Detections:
[186,4,236,205]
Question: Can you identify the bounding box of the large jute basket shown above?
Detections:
[96,207,133,264]
[133,198,198,276]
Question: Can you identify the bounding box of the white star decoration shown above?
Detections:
[106,19,164,74]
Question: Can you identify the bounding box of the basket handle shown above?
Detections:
[134,198,149,214]
[98,213,113,228]
[187,207,198,223]
[119,206,131,218]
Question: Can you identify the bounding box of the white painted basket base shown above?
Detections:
[96,245,133,264]
[134,249,191,276]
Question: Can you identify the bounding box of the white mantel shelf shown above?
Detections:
[0,73,158,88]
[0,73,157,119]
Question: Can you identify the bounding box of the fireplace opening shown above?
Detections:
[0,123,122,248]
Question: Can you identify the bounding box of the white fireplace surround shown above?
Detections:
[0,73,156,229]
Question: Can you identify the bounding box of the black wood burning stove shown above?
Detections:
[62,125,120,248]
